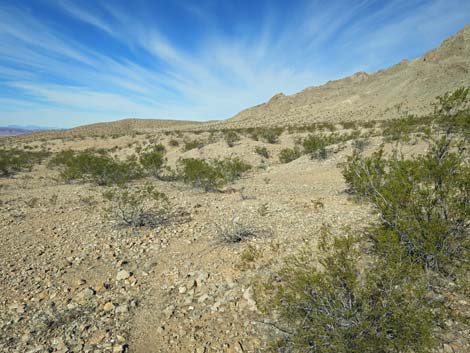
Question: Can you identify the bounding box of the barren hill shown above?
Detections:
[210,25,470,129]
[67,118,201,136]
[11,118,202,142]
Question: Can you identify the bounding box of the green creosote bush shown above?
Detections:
[139,144,167,179]
[255,146,270,159]
[102,182,169,228]
[382,115,418,142]
[302,134,329,160]
[139,151,166,179]
[259,228,438,353]
[0,149,50,177]
[260,91,470,352]
[342,147,386,198]
[279,147,301,163]
[433,87,470,139]
[260,128,284,144]
[223,130,241,147]
[345,136,469,273]
[178,157,251,192]
[48,149,142,186]
[183,139,205,151]
[178,158,225,191]
[214,157,252,182]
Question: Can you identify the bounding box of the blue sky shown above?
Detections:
[0,0,469,128]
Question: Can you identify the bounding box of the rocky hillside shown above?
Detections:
[213,25,470,128]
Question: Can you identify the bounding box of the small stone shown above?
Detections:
[116,270,130,281]
[75,287,95,302]
[163,305,176,319]
[113,344,125,353]
[198,294,210,303]
[88,330,107,345]
[178,286,187,294]
[116,305,129,314]
[443,343,453,353]
[103,302,115,312]
[242,287,257,312]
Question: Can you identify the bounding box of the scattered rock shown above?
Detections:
[116,270,131,281]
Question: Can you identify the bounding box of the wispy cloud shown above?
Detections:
[0,0,469,127]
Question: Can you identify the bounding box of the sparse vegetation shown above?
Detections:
[259,90,470,353]
[214,157,252,182]
[103,182,169,228]
[259,229,437,353]
[48,149,142,185]
[178,158,226,191]
[260,128,283,144]
[344,136,469,273]
[255,146,269,158]
[178,157,251,191]
[169,139,179,147]
[0,149,49,177]
[184,139,205,151]
[216,218,257,243]
[352,138,370,151]
[302,134,329,159]
[223,130,241,147]
[139,145,167,179]
[279,147,301,163]
[382,115,417,142]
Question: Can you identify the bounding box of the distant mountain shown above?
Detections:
[0,125,59,137]
[5,124,61,131]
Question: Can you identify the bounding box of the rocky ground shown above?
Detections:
[1,130,469,353]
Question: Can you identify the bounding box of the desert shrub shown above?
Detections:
[343,136,469,273]
[279,148,301,163]
[169,139,179,147]
[0,149,50,177]
[103,183,169,228]
[352,138,370,151]
[317,122,337,131]
[342,148,386,198]
[341,121,357,129]
[302,134,330,159]
[238,245,260,270]
[434,87,469,118]
[255,146,269,158]
[49,149,142,185]
[245,128,260,141]
[433,87,470,139]
[216,218,257,243]
[214,157,252,182]
[382,115,418,142]
[260,128,283,144]
[139,150,167,179]
[178,157,251,191]
[184,139,205,151]
[145,143,166,154]
[223,130,240,147]
[360,120,377,129]
[260,230,437,353]
[178,158,226,191]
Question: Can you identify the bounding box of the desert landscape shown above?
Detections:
[0,22,469,353]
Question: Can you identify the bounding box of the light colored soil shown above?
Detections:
[1,128,468,353]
